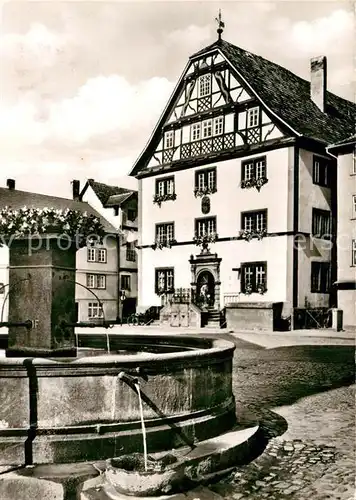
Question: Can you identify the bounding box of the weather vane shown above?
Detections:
[215,9,225,41]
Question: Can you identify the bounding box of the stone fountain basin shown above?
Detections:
[105,453,184,497]
[0,333,236,465]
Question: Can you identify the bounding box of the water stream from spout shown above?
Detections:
[135,382,148,472]
[106,331,111,354]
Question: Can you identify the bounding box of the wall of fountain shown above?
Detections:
[0,333,236,465]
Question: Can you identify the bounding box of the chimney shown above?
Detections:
[310,56,327,112]
[72,180,80,201]
[6,179,15,190]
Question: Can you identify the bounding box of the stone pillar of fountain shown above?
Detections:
[6,235,77,357]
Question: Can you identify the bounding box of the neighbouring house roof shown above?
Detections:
[0,188,117,234]
[83,179,137,207]
[328,134,356,149]
[130,38,355,175]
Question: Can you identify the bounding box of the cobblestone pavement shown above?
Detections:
[208,338,355,500]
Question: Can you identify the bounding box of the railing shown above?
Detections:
[223,293,241,306]
[161,288,192,305]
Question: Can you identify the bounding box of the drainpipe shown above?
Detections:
[116,233,121,323]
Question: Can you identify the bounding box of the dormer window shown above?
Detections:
[191,123,201,141]
[198,74,211,97]
[247,107,259,128]
[202,119,212,138]
[164,130,174,149]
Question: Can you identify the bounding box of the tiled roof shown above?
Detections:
[87,180,135,206]
[105,192,134,207]
[193,39,355,144]
[328,134,356,148]
[0,188,117,234]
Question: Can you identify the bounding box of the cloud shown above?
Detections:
[0,23,71,65]
[290,9,353,55]
[0,74,174,151]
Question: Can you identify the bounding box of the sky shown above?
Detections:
[0,0,354,199]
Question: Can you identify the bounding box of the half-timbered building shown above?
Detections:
[129,29,355,329]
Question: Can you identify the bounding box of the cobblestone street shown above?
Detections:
[209,336,355,500]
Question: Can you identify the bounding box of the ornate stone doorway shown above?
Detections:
[190,252,222,311]
[196,270,215,307]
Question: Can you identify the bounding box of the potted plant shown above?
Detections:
[153,193,177,207]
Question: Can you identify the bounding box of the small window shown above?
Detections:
[198,74,211,97]
[242,156,267,181]
[97,248,107,263]
[87,274,106,289]
[312,208,331,239]
[87,247,107,263]
[202,119,212,138]
[126,242,136,262]
[241,261,267,293]
[121,275,131,291]
[195,216,216,237]
[156,177,175,196]
[311,262,330,293]
[213,116,224,136]
[191,123,201,141]
[352,147,356,174]
[0,283,4,295]
[353,195,356,218]
[164,130,174,149]
[352,240,356,266]
[88,302,104,319]
[156,222,174,245]
[242,210,268,232]
[127,208,136,222]
[155,268,174,294]
[195,167,217,192]
[247,107,259,128]
[313,156,330,187]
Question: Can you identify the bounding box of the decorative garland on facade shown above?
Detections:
[241,177,268,191]
[193,232,218,247]
[194,186,217,198]
[153,193,177,207]
[152,238,177,250]
[0,207,105,247]
[239,228,267,241]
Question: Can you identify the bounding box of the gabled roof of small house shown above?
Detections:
[82,179,137,207]
[328,134,356,148]
[0,187,117,234]
[130,38,355,175]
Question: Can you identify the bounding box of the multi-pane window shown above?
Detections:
[353,148,356,174]
[164,130,174,149]
[241,261,267,293]
[156,176,175,196]
[312,208,331,238]
[198,74,211,97]
[313,156,330,187]
[155,268,174,294]
[121,275,131,291]
[126,242,136,262]
[247,107,259,128]
[214,116,224,135]
[191,123,201,141]
[87,247,107,263]
[202,119,213,138]
[311,262,330,293]
[127,208,137,221]
[195,167,217,192]
[195,216,217,237]
[242,210,268,232]
[242,156,267,181]
[353,195,356,218]
[352,240,356,266]
[87,274,106,289]
[88,302,104,319]
[156,222,174,244]
[0,283,4,295]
